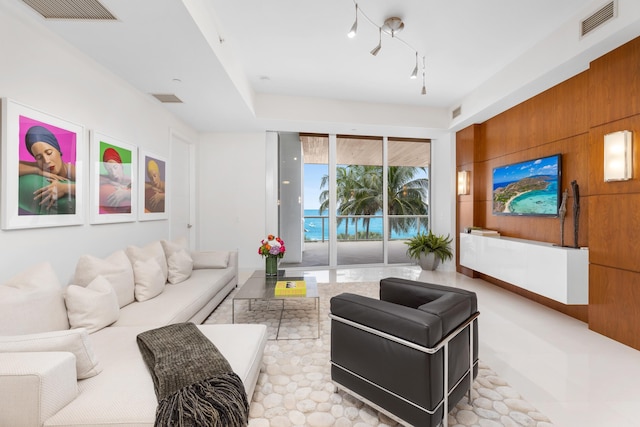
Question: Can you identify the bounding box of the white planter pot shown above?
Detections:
[417,253,440,271]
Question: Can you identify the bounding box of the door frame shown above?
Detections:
[169,128,196,249]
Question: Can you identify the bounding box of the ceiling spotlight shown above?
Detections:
[410,52,418,79]
[370,27,382,56]
[382,17,404,37]
[347,4,358,38]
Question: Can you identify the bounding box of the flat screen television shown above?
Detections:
[492,154,562,216]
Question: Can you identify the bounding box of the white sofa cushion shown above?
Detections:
[191,250,229,269]
[73,250,135,308]
[65,276,119,334]
[126,241,168,282]
[0,329,101,379]
[161,239,194,284]
[0,262,69,335]
[132,258,165,301]
[167,250,193,284]
[42,324,267,427]
[113,269,234,327]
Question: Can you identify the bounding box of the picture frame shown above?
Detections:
[90,131,138,224]
[1,98,85,229]
[138,150,168,221]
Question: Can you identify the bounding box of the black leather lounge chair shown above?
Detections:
[329,277,479,427]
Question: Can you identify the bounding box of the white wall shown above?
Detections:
[0,3,197,283]
[430,132,456,272]
[196,132,267,274]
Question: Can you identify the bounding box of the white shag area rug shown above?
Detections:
[205,281,555,427]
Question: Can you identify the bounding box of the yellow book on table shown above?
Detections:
[275,280,307,296]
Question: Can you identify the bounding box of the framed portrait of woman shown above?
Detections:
[90,131,138,224]
[1,98,85,229]
[138,150,169,221]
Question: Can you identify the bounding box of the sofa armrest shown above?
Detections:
[0,352,78,427]
[330,292,443,347]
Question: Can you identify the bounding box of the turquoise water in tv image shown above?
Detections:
[506,180,558,215]
[303,209,425,241]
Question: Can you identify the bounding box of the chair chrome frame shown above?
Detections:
[329,311,479,427]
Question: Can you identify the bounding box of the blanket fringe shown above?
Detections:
[154,372,249,427]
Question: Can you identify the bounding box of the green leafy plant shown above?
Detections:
[404,231,453,263]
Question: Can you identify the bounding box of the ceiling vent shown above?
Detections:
[151,94,183,104]
[581,1,616,38]
[452,106,462,119]
[22,0,116,20]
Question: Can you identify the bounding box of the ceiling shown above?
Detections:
[13,0,640,134]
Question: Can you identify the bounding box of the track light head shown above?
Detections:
[370,27,382,56]
[347,4,358,38]
[410,52,418,79]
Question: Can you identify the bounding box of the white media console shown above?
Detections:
[459,233,588,304]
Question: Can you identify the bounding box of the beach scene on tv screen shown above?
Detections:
[492,156,559,215]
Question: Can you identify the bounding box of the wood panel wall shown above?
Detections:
[456,36,640,349]
[586,37,640,349]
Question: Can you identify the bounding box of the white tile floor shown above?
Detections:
[252,265,640,427]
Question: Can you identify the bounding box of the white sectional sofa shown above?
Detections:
[0,239,268,427]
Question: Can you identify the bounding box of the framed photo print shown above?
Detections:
[138,150,168,221]
[1,98,85,229]
[90,131,137,224]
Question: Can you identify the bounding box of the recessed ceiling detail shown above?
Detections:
[22,0,116,20]
[151,94,183,103]
[581,1,616,37]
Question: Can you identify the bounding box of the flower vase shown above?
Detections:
[265,256,278,276]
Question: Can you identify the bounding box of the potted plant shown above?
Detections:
[404,231,453,270]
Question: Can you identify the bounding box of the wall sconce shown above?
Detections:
[604,130,633,182]
[457,170,470,195]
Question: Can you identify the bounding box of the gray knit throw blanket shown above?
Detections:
[136,322,249,427]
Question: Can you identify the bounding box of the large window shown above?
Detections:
[279,133,430,268]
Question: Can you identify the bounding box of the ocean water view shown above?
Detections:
[303,209,426,241]
[508,181,559,215]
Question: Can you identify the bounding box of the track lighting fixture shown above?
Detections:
[346,1,427,95]
[347,4,358,38]
[370,27,382,56]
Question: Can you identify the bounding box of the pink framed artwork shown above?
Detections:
[1,98,85,229]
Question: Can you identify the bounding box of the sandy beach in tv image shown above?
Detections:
[492,156,560,215]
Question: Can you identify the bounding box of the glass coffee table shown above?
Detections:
[232,270,319,340]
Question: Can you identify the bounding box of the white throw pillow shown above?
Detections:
[191,251,229,269]
[0,328,102,379]
[167,249,194,284]
[133,258,166,301]
[160,238,187,259]
[65,276,119,334]
[0,262,69,335]
[73,250,135,308]
[126,241,168,282]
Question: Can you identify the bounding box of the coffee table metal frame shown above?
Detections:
[232,270,319,340]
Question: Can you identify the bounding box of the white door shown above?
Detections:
[170,131,195,247]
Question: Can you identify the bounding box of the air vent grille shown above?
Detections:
[22,0,116,20]
[151,94,183,104]
[581,1,616,37]
[452,106,462,119]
